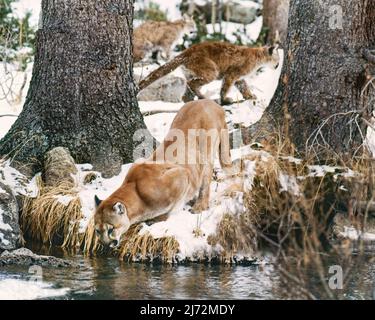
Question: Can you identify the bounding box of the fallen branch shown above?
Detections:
[358,201,375,217]
[141,109,180,116]
[0,114,18,118]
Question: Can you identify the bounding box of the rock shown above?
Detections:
[137,74,187,103]
[0,248,80,268]
[43,147,77,187]
[0,181,21,251]
[224,1,260,25]
[180,0,260,25]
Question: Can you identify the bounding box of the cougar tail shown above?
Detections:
[138,52,187,91]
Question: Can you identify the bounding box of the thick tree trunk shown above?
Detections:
[0,0,151,177]
[262,0,290,45]
[254,0,375,160]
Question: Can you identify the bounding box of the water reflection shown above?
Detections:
[79,260,279,299]
[1,253,373,300]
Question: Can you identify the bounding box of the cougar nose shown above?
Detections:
[109,239,119,248]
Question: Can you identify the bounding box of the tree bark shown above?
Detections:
[253,0,375,160]
[0,0,151,177]
[262,0,290,45]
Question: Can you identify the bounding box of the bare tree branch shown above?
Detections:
[0,114,18,118]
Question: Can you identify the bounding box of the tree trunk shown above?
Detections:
[263,0,290,45]
[254,0,375,160]
[0,0,151,177]
[211,0,217,33]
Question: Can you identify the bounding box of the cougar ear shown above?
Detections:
[113,202,126,215]
[268,46,275,55]
[269,44,280,55]
[94,195,102,208]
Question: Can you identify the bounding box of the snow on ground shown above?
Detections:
[279,173,300,196]
[0,160,39,197]
[0,160,38,247]
[365,115,375,157]
[0,278,69,300]
[53,195,76,207]
[0,204,12,246]
[308,165,357,179]
[0,210,12,232]
[339,226,375,242]
[144,112,177,142]
[0,232,10,247]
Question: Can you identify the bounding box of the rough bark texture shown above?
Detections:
[254,0,375,159]
[263,0,290,45]
[0,181,21,251]
[0,0,151,177]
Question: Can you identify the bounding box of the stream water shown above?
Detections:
[0,250,374,300]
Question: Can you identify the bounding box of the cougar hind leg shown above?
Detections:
[192,163,213,213]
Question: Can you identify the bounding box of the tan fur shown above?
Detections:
[133,38,153,63]
[133,15,196,62]
[94,100,232,247]
[139,41,280,104]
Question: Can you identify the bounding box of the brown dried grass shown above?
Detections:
[116,225,180,263]
[21,176,83,248]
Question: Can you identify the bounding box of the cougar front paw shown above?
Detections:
[221,97,234,105]
[192,201,209,213]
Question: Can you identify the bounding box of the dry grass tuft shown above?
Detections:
[208,211,258,264]
[117,225,180,263]
[81,217,105,255]
[83,172,98,185]
[82,220,180,263]
[240,143,375,298]
[22,176,83,248]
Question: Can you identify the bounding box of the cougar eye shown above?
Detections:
[95,228,100,235]
[108,227,114,235]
